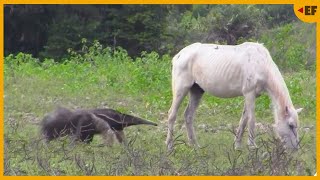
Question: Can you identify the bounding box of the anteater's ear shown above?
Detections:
[296,108,303,114]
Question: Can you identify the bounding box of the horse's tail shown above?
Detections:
[171,54,180,100]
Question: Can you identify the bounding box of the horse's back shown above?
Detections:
[172,42,270,98]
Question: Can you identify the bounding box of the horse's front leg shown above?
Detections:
[245,93,257,149]
[234,104,248,150]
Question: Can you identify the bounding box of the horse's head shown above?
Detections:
[274,106,303,150]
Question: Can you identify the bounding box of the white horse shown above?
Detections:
[166,42,302,151]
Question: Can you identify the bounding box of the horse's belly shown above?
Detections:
[191,54,245,98]
[196,79,243,98]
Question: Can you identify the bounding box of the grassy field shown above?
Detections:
[4,49,316,175]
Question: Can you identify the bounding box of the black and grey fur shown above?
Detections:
[41,107,157,144]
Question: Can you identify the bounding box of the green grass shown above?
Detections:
[4,49,316,175]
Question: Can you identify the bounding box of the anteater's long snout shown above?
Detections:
[127,116,158,126]
[93,110,158,128]
[139,118,158,126]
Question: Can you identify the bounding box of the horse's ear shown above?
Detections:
[285,106,289,116]
[296,108,303,114]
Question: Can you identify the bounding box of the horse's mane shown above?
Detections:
[262,45,292,121]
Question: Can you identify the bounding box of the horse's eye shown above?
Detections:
[289,124,295,129]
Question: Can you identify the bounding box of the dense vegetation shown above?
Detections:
[4,5,316,176]
[4,5,306,58]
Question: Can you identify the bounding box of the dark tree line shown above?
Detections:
[4,5,297,61]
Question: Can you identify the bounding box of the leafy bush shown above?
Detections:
[166,4,264,52]
[260,23,316,71]
[258,5,298,27]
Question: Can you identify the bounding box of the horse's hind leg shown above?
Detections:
[166,74,193,150]
[184,84,204,147]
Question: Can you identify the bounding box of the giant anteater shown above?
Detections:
[41,107,157,144]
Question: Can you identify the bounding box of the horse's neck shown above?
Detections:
[265,66,293,123]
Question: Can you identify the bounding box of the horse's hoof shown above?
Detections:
[188,141,200,148]
[166,141,174,152]
[167,145,174,153]
[248,144,258,150]
[234,141,242,151]
[235,146,242,151]
[192,144,201,150]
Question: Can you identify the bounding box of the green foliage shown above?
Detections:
[165,5,265,54]
[260,23,316,71]
[5,5,304,59]
[39,7,102,60]
[4,5,53,56]
[38,5,169,60]
[258,5,297,27]
[203,5,263,44]
[100,5,169,56]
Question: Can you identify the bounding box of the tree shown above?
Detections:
[4,5,53,56]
